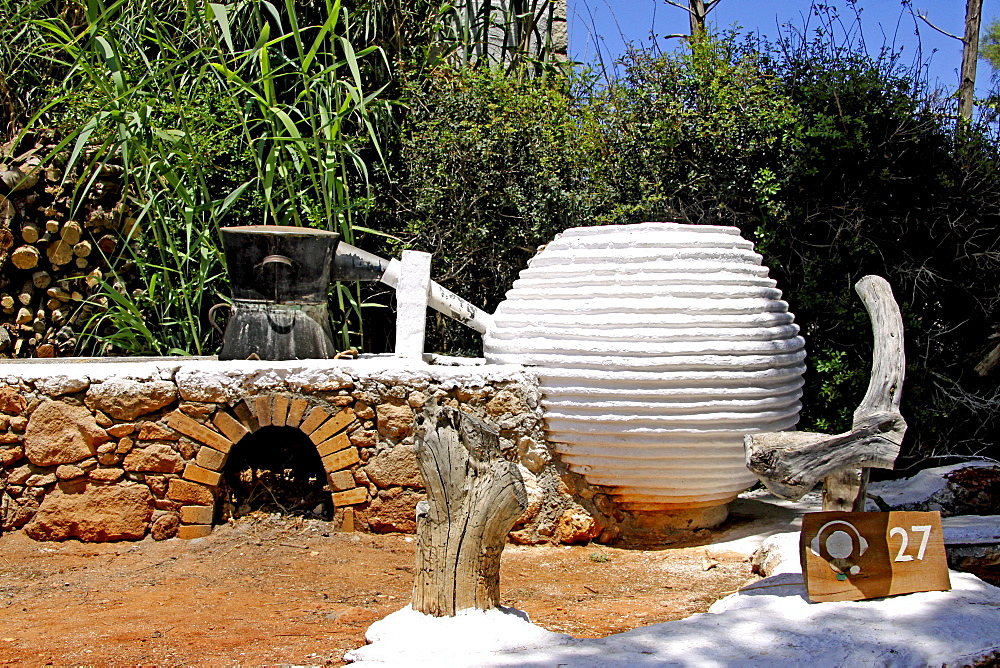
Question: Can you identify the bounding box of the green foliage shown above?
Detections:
[378,28,1000,463]
[377,66,591,351]
[583,34,801,228]
[17,0,389,355]
[981,18,1000,71]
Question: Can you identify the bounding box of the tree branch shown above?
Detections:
[914,10,964,42]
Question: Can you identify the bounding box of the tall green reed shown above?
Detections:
[20,0,389,355]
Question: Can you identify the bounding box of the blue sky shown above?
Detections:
[567,0,997,97]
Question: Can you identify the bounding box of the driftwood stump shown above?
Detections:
[745,275,907,509]
[411,404,527,617]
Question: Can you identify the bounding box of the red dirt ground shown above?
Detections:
[0,513,758,666]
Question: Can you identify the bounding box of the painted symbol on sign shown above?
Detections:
[809,520,869,579]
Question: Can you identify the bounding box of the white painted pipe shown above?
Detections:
[380,258,494,335]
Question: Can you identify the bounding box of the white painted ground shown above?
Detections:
[345,495,1000,667]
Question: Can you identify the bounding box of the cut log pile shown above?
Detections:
[0,134,132,358]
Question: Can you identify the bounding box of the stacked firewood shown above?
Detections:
[0,134,131,358]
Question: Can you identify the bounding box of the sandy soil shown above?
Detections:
[0,514,758,666]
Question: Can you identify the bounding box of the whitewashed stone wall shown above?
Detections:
[0,357,617,544]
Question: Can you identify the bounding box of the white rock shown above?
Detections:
[33,374,90,396]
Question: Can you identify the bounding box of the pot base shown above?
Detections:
[618,504,730,541]
[219,302,337,361]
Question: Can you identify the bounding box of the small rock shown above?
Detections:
[407,392,426,409]
[485,389,526,417]
[150,513,180,541]
[137,421,180,441]
[88,467,125,484]
[123,444,183,474]
[97,451,120,466]
[0,445,24,466]
[145,475,168,497]
[106,423,135,438]
[349,429,377,448]
[0,386,26,414]
[376,403,413,440]
[116,436,134,454]
[517,436,550,474]
[33,375,90,397]
[178,402,215,419]
[364,444,422,488]
[8,465,32,485]
[55,464,85,480]
[554,505,601,544]
[354,401,375,421]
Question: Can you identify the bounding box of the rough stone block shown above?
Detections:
[177,524,213,540]
[310,408,355,445]
[137,421,180,441]
[88,467,124,483]
[179,505,214,525]
[286,397,309,427]
[24,399,110,467]
[331,487,368,507]
[107,423,135,438]
[364,444,422,489]
[272,395,289,427]
[183,463,221,487]
[255,395,272,428]
[84,378,177,420]
[167,479,214,505]
[24,484,154,541]
[233,400,259,432]
[212,410,250,444]
[322,447,360,473]
[376,403,413,440]
[328,470,355,492]
[166,412,233,453]
[299,406,330,435]
[123,444,184,474]
[317,432,351,458]
[195,446,226,471]
[0,386,27,413]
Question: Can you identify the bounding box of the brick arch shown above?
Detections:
[165,394,365,539]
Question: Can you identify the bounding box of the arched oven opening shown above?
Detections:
[215,426,332,522]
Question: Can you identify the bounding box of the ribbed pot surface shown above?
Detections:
[484,222,806,511]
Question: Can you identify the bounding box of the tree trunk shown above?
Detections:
[959,0,983,122]
[411,404,527,617]
[689,0,708,35]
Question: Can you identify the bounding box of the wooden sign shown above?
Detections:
[800,511,951,603]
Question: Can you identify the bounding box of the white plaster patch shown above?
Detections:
[868,462,996,510]
[345,551,1000,667]
[343,606,570,666]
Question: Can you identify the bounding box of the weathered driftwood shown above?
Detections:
[411,404,527,617]
[745,275,906,507]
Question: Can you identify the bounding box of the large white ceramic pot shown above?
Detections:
[484,222,806,528]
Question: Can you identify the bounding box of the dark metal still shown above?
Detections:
[213,226,341,361]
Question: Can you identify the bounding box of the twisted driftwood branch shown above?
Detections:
[745,276,907,506]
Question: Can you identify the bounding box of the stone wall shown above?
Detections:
[0,357,618,544]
